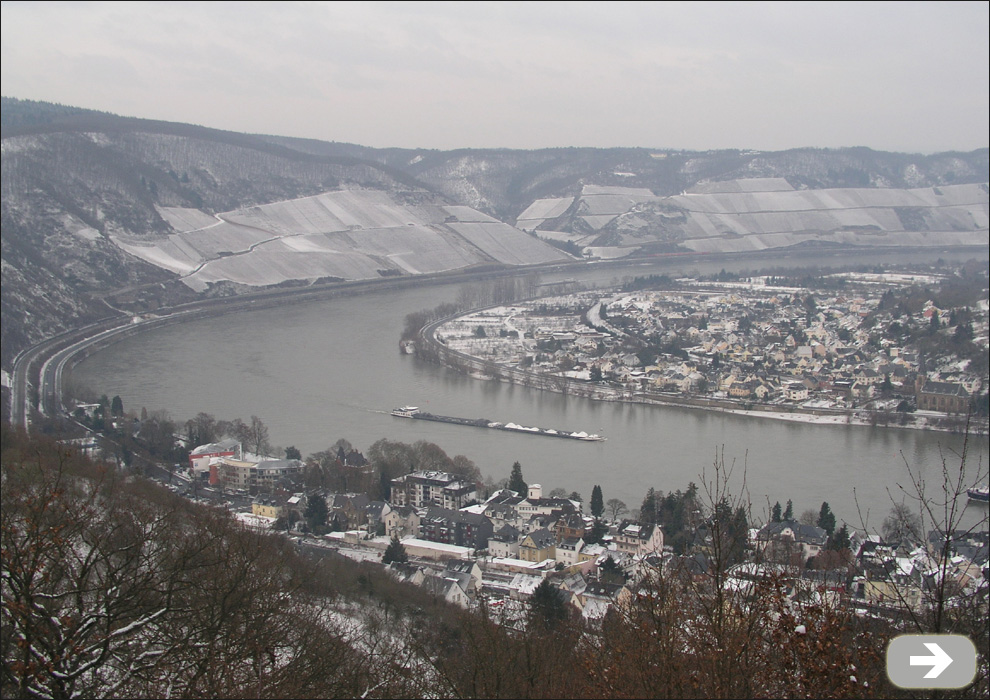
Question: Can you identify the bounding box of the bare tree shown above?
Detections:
[854,418,988,696]
[449,454,481,483]
[586,447,887,699]
[1,427,384,698]
[235,415,270,457]
[880,500,923,544]
[606,498,628,522]
[185,412,219,446]
[2,436,184,698]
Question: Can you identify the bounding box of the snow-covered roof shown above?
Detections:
[400,538,473,556]
[191,438,240,455]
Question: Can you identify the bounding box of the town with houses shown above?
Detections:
[102,260,988,626]
[179,434,988,627]
[432,264,989,430]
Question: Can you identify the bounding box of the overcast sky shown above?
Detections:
[2,1,987,154]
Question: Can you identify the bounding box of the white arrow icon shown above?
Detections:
[910,643,953,678]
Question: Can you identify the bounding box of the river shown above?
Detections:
[70,249,989,529]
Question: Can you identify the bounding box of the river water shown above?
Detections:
[70,250,989,529]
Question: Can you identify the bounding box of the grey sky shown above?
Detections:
[2,1,987,153]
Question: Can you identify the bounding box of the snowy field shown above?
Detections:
[448,221,566,266]
[156,206,220,232]
[120,179,986,290]
[114,189,568,291]
[516,197,574,228]
[521,180,988,249]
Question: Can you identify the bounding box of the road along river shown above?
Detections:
[69,249,989,529]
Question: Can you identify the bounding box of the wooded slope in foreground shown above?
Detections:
[2,425,987,698]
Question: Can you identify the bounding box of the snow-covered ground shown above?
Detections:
[234,511,276,530]
[523,179,988,257]
[115,190,568,291]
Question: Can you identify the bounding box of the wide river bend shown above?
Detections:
[71,250,989,529]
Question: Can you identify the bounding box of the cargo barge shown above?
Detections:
[391,406,605,441]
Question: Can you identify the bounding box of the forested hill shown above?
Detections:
[0,98,448,367]
[1,96,987,371]
[263,134,990,222]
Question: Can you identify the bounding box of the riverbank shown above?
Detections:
[418,317,987,436]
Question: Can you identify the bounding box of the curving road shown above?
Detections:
[8,260,592,431]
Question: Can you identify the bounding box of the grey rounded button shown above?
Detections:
[886,634,978,689]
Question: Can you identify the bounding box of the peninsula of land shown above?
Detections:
[415,262,989,433]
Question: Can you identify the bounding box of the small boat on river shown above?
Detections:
[967,486,989,503]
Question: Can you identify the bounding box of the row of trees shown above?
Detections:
[72,402,278,467]
[770,499,836,534]
[401,275,544,345]
[304,438,482,501]
[182,411,272,457]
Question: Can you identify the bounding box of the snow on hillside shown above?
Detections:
[156,206,221,232]
[448,221,569,266]
[523,179,989,253]
[516,197,574,230]
[116,189,568,291]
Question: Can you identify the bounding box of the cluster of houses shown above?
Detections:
[439,278,986,416]
[365,480,667,617]
[197,452,987,622]
[212,457,669,616]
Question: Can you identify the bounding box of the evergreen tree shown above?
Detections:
[829,523,851,551]
[508,461,527,494]
[771,501,782,523]
[585,519,608,545]
[640,487,657,525]
[817,501,836,536]
[304,494,328,532]
[527,579,568,630]
[729,505,749,564]
[382,535,408,565]
[110,395,124,418]
[590,484,604,518]
[881,374,894,397]
[599,556,626,585]
[953,322,974,343]
[783,499,794,521]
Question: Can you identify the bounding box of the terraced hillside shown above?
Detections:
[1,99,569,367]
[266,137,990,224]
[520,180,989,258]
[117,190,567,292]
[1,98,987,372]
